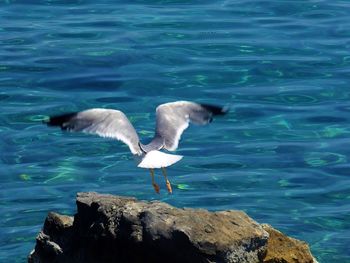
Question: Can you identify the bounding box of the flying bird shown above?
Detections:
[45,101,227,194]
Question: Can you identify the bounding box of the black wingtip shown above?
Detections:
[44,112,77,129]
[200,103,229,116]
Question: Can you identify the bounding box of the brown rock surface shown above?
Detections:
[28,192,317,263]
[262,224,317,263]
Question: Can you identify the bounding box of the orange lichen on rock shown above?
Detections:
[262,224,318,263]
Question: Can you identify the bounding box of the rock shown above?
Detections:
[29,212,74,263]
[29,192,317,263]
[262,224,318,263]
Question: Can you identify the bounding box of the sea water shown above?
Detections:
[1,0,350,262]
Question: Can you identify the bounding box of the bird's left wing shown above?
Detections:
[155,101,227,151]
[46,108,142,155]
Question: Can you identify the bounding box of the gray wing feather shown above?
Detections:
[48,108,142,155]
[155,101,226,151]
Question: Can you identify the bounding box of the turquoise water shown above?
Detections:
[1,0,350,262]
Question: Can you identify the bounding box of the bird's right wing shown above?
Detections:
[155,101,227,151]
[46,108,142,155]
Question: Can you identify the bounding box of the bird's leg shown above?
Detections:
[149,168,160,194]
[161,167,172,194]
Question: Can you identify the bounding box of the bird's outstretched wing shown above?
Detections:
[46,108,142,155]
[155,101,227,151]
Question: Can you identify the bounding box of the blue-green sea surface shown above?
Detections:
[1,0,350,262]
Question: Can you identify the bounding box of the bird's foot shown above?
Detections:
[153,183,160,194]
[166,180,172,194]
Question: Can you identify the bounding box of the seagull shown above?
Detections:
[45,101,227,194]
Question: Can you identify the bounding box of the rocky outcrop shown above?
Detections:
[28,192,317,263]
[262,224,317,263]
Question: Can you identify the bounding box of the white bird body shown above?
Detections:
[137,151,183,169]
